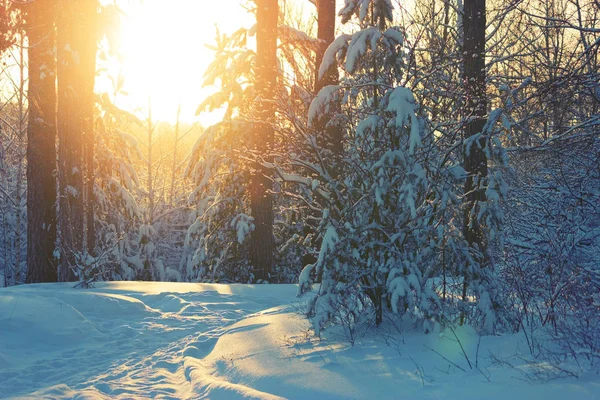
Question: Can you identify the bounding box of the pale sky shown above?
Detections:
[98,0,256,125]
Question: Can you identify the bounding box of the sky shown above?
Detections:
[99,0,256,125]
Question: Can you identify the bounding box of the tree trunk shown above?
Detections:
[146,99,154,225]
[14,34,26,284]
[85,122,95,255]
[57,0,97,281]
[26,0,58,283]
[250,0,278,281]
[314,0,343,180]
[462,0,488,287]
[169,104,181,207]
[314,0,337,94]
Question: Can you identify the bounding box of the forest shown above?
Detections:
[0,0,599,396]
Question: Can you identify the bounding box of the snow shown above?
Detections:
[318,34,352,81]
[1,282,599,399]
[230,213,254,244]
[386,86,422,153]
[383,28,404,46]
[308,85,340,127]
[345,28,381,73]
[315,224,338,274]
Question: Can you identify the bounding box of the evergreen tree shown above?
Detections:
[461,0,488,302]
[250,0,279,281]
[315,0,337,94]
[25,0,58,283]
[299,0,505,335]
[56,0,98,281]
[185,6,319,283]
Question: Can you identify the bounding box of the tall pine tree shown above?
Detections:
[314,0,343,178]
[56,0,98,281]
[462,0,488,300]
[250,0,278,281]
[25,0,58,283]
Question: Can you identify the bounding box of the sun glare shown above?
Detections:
[102,0,254,124]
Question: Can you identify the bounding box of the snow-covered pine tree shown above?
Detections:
[185,5,321,284]
[299,0,439,334]
[183,25,257,283]
[92,90,144,281]
[298,0,506,336]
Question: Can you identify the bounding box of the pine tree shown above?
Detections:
[56,0,98,281]
[314,0,343,180]
[93,91,144,281]
[298,0,506,335]
[315,0,337,94]
[25,0,58,283]
[250,0,278,281]
[185,6,319,283]
[300,0,440,332]
[462,0,488,266]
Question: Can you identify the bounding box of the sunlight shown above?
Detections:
[105,0,254,124]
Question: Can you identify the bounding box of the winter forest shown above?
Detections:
[0,0,599,398]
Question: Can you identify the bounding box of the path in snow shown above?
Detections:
[0,282,290,399]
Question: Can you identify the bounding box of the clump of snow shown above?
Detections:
[318,34,352,81]
[308,85,341,127]
[230,213,254,244]
[345,27,381,73]
[387,86,422,153]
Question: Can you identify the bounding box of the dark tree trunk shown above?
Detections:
[82,6,97,259]
[250,0,278,281]
[25,0,58,283]
[57,0,97,281]
[314,0,343,180]
[314,0,337,94]
[85,121,95,256]
[462,0,488,274]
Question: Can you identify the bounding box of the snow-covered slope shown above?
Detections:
[0,282,598,399]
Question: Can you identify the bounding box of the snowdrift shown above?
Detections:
[0,282,598,399]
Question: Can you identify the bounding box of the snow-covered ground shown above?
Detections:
[1,282,598,399]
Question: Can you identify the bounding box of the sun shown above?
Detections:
[100,0,254,125]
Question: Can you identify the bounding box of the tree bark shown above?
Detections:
[314,0,337,94]
[57,0,97,281]
[26,0,58,283]
[14,33,26,284]
[250,0,278,281]
[85,128,95,255]
[314,0,343,179]
[462,0,488,268]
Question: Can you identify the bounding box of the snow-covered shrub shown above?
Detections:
[502,136,600,372]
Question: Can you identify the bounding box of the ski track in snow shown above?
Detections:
[0,283,285,399]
